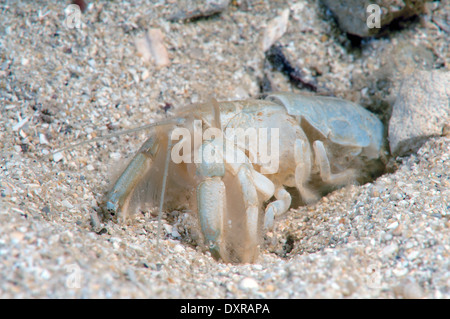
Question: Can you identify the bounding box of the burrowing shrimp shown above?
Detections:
[103,92,385,263]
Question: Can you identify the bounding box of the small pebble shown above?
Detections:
[392,224,403,236]
[406,250,420,261]
[393,266,409,277]
[395,280,424,299]
[173,244,185,253]
[171,228,181,238]
[110,152,121,159]
[163,224,172,235]
[387,221,399,230]
[10,231,25,244]
[382,243,398,258]
[39,133,49,145]
[52,152,64,162]
[262,9,289,51]
[61,199,74,209]
[40,269,51,280]
[403,282,424,299]
[239,277,259,291]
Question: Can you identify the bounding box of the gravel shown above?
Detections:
[0,0,448,298]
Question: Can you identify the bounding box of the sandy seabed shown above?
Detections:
[0,0,449,298]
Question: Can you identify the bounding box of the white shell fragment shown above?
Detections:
[239,277,259,291]
[52,152,64,162]
[135,28,171,67]
[12,116,28,131]
[39,133,49,145]
[262,9,290,52]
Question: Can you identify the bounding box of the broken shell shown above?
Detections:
[135,28,171,67]
[262,9,289,52]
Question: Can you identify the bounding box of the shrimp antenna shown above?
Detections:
[156,130,173,250]
[41,117,185,159]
